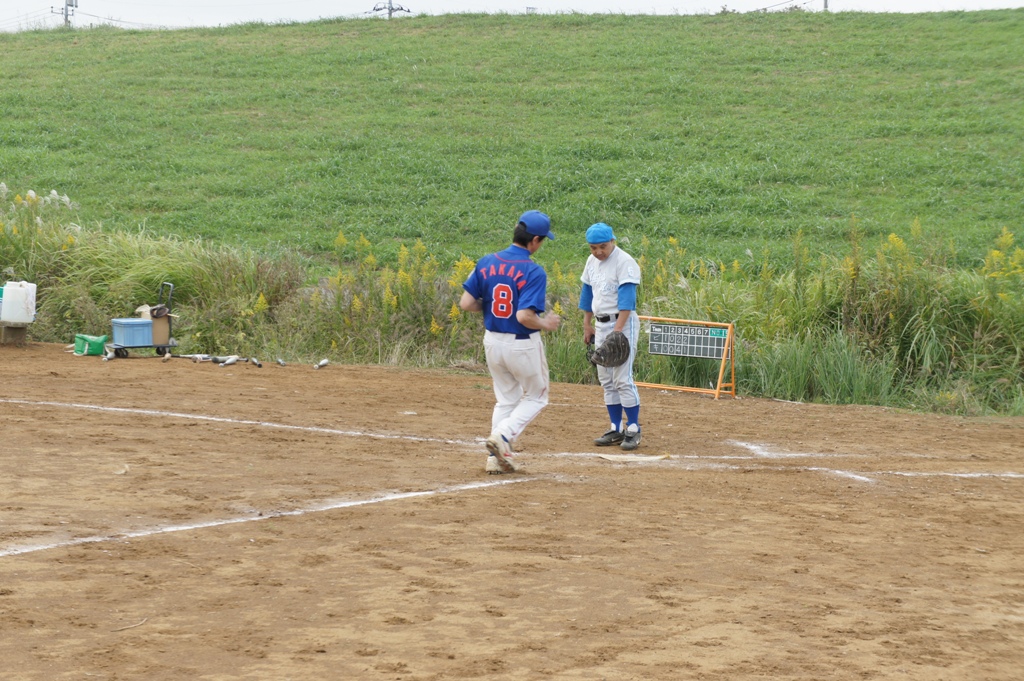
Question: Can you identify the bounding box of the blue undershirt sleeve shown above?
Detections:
[579,283,594,312]
[617,283,637,311]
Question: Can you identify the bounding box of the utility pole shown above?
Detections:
[371,1,411,19]
[51,0,77,27]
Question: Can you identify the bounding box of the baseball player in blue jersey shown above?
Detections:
[460,210,562,474]
[579,222,643,450]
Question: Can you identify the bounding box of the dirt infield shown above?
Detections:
[2,342,1024,680]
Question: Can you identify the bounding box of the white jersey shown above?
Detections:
[581,246,641,316]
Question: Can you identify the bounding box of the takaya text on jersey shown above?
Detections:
[463,245,548,336]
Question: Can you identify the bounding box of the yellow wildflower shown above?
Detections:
[885,233,907,255]
[412,240,428,262]
[995,226,1014,253]
[550,261,564,286]
[983,249,1005,278]
[448,254,475,288]
[910,217,923,240]
[841,256,858,281]
[420,257,438,281]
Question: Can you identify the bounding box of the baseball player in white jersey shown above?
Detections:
[579,222,643,450]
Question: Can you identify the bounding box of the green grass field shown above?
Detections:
[3,11,1023,414]
[3,11,1022,269]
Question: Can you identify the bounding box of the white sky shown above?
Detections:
[1,0,1021,32]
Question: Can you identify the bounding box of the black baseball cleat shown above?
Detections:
[594,429,625,446]
[620,426,642,451]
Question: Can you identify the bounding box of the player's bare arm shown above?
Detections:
[516,308,561,333]
[458,290,483,313]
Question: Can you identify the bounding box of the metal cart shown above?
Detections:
[107,282,179,359]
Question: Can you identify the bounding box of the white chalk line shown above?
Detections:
[4,398,1021,484]
[551,452,878,481]
[728,440,863,459]
[551,447,1024,485]
[0,398,478,447]
[0,478,536,559]
[727,441,1024,480]
[881,470,1024,479]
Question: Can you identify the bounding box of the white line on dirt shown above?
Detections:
[550,451,1024,483]
[729,440,858,459]
[880,471,1024,479]
[551,452,877,481]
[0,478,535,559]
[0,397,478,446]
[5,399,1020,484]
[803,467,876,483]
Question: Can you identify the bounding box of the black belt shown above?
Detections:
[515,333,534,340]
[595,313,618,323]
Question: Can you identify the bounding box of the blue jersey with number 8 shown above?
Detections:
[463,244,547,336]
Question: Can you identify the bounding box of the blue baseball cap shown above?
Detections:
[586,222,616,244]
[518,210,554,240]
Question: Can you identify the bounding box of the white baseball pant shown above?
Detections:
[595,311,640,409]
[483,330,550,443]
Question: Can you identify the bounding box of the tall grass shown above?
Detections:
[1,183,304,356]
[6,182,1021,415]
[627,216,1024,414]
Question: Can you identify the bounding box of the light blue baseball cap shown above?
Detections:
[518,210,555,240]
[586,222,616,244]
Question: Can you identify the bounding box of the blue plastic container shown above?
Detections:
[111,318,153,347]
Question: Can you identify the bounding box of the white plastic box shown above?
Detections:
[0,281,36,323]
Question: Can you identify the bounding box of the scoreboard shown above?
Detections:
[648,323,730,360]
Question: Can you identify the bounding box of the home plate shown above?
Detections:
[596,453,671,462]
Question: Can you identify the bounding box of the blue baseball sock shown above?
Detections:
[606,404,623,431]
[624,405,640,431]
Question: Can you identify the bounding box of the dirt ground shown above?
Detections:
[2,342,1023,681]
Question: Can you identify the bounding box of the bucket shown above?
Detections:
[0,281,36,324]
